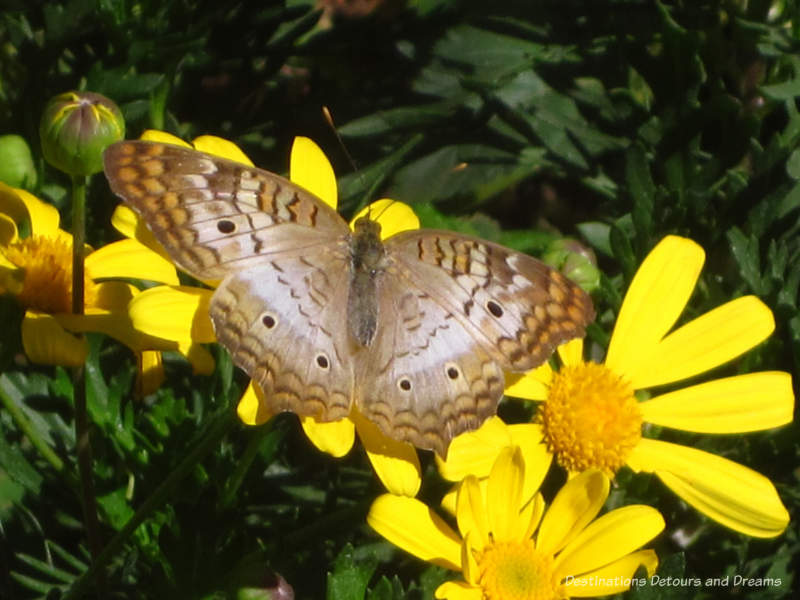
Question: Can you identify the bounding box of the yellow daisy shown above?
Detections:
[0,182,179,393]
[438,235,793,538]
[121,131,423,496]
[369,446,664,599]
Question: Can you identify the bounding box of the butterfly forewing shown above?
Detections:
[103,141,349,281]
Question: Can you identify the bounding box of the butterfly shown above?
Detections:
[103,140,595,456]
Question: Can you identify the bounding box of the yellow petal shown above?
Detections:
[0,257,24,295]
[237,381,273,425]
[640,371,794,432]
[90,280,136,311]
[350,199,420,239]
[354,410,421,496]
[460,532,480,584]
[562,549,658,596]
[0,183,62,237]
[22,310,88,367]
[554,505,664,579]
[486,446,525,542]
[86,239,179,285]
[301,416,355,458]
[289,137,337,209]
[367,494,462,571]
[192,135,254,166]
[508,424,552,502]
[557,338,584,367]
[504,361,552,400]
[111,205,139,239]
[0,213,18,245]
[627,438,789,537]
[140,130,191,146]
[129,285,215,343]
[437,416,512,482]
[456,475,490,550]
[626,296,775,389]
[435,581,482,600]
[137,350,165,396]
[537,470,609,556]
[605,236,704,378]
[178,341,216,375]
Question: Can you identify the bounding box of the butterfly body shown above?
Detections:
[104,140,594,456]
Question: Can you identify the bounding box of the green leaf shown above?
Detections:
[726,226,765,295]
[327,544,378,600]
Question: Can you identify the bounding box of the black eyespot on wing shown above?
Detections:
[399,378,412,391]
[487,300,504,318]
[262,314,276,329]
[217,219,236,234]
[316,354,329,369]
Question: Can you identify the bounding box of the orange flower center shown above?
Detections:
[477,540,562,600]
[540,361,642,476]
[3,235,96,313]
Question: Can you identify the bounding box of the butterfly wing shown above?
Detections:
[212,249,355,422]
[103,141,350,281]
[355,229,594,455]
[386,230,595,371]
[355,270,505,456]
[105,141,357,421]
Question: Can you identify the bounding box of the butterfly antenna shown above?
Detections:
[323,105,376,218]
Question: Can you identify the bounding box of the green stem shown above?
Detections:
[70,174,104,595]
[64,409,236,599]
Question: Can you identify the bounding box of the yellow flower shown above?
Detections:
[369,447,664,600]
[439,236,793,538]
[122,131,423,496]
[0,182,179,393]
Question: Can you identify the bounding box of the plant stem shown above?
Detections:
[63,409,236,599]
[70,174,104,595]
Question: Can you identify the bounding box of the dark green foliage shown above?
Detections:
[1,1,799,598]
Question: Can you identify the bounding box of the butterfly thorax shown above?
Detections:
[347,217,386,347]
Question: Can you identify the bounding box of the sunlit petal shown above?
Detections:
[368,494,462,571]
[191,135,254,165]
[605,236,703,377]
[456,475,490,549]
[351,412,420,495]
[563,549,658,596]
[435,580,482,600]
[641,371,794,432]
[86,238,179,285]
[508,423,552,502]
[0,183,63,237]
[140,130,191,146]
[129,285,215,343]
[557,338,584,367]
[237,381,273,426]
[290,137,337,209]
[350,199,420,239]
[0,213,18,245]
[627,439,789,537]
[537,470,608,556]
[22,310,88,367]
[504,361,552,400]
[626,296,775,389]
[437,416,513,482]
[486,447,525,542]
[554,505,664,578]
[301,416,355,458]
[178,341,216,375]
[137,350,165,396]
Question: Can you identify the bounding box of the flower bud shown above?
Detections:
[0,134,37,188]
[39,91,125,176]
[235,572,294,600]
[543,238,601,292]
